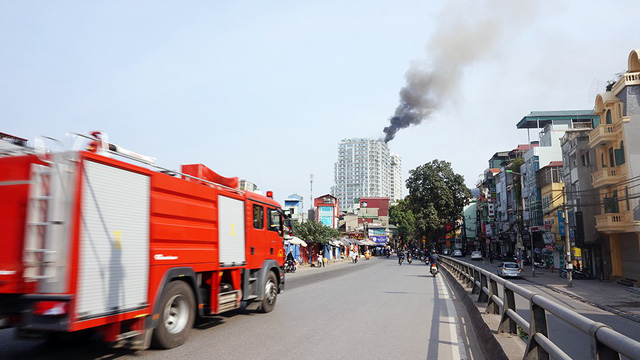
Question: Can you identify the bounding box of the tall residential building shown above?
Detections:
[333,138,399,212]
[390,152,403,204]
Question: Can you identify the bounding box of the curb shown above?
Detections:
[441,266,509,360]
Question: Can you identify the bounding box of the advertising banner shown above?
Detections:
[557,210,565,236]
[370,235,387,244]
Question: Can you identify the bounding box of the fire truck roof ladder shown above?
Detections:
[23,160,69,284]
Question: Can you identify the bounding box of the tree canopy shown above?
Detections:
[292,220,340,245]
[405,160,472,242]
[389,198,416,245]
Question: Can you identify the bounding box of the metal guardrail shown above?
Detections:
[441,257,640,360]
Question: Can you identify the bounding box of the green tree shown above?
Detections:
[389,198,416,244]
[405,160,472,242]
[292,221,340,245]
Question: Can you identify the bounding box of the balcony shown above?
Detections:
[595,212,636,233]
[589,124,617,147]
[591,167,624,187]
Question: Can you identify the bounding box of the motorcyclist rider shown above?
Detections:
[428,251,440,270]
[398,249,405,263]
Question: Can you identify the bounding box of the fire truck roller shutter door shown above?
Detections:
[218,195,246,267]
[76,160,149,320]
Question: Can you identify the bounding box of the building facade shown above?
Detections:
[284,194,305,223]
[333,138,398,212]
[589,49,640,283]
[314,194,339,229]
[561,127,604,279]
[390,152,403,204]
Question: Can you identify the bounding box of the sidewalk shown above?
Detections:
[514,265,640,323]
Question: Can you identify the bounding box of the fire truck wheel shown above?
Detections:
[260,271,278,313]
[152,280,195,349]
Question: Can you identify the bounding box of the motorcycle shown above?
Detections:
[430,263,438,277]
[284,259,297,273]
[559,267,593,279]
[352,253,358,263]
[407,253,412,264]
[398,255,404,266]
[365,251,371,260]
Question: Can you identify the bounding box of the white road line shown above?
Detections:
[438,275,466,360]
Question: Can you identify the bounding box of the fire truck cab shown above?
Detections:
[0,132,285,349]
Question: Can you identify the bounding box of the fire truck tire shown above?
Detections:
[259,271,278,313]
[152,280,196,349]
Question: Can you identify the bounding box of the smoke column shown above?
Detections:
[383,0,536,143]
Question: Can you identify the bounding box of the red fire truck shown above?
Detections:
[0,132,285,349]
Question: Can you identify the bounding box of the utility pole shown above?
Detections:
[563,186,573,287]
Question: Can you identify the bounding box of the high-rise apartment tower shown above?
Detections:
[333,138,402,212]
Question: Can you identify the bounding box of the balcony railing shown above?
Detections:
[589,124,617,147]
[595,212,630,232]
[591,167,624,187]
[613,72,640,93]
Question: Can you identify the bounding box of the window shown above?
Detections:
[606,109,612,124]
[615,141,626,165]
[609,147,615,167]
[604,191,619,214]
[581,151,591,167]
[253,205,264,229]
[268,208,282,233]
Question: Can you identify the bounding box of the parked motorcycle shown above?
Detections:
[407,253,412,264]
[574,267,593,279]
[430,263,438,277]
[559,267,593,279]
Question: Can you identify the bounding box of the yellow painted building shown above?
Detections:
[538,162,565,267]
[589,49,640,283]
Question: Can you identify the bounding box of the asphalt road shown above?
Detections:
[450,256,640,360]
[0,257,485,360]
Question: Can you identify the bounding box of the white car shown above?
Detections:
[470,251,482,260]
[452,249,463,257]
[497,262,522,278]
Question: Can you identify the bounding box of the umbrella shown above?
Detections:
[286,236,308,247]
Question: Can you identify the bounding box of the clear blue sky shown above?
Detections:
[2,1,639,209]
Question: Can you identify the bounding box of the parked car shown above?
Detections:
[470,251,483,260]
[443,249,451,255]
[497,262,522,278]
[452,249,463,257]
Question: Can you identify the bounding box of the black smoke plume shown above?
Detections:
[382,0,535,143]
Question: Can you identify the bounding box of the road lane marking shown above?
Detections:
[438,275,466,360]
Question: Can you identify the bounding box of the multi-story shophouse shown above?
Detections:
[516,111,597,267]
[462,200,477,253]
[537,162,566,268]
[476,168,500,257]
[284,194,305,223]
[561,128,604,279]
[495,145,534,257]
[589,49,640,285]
